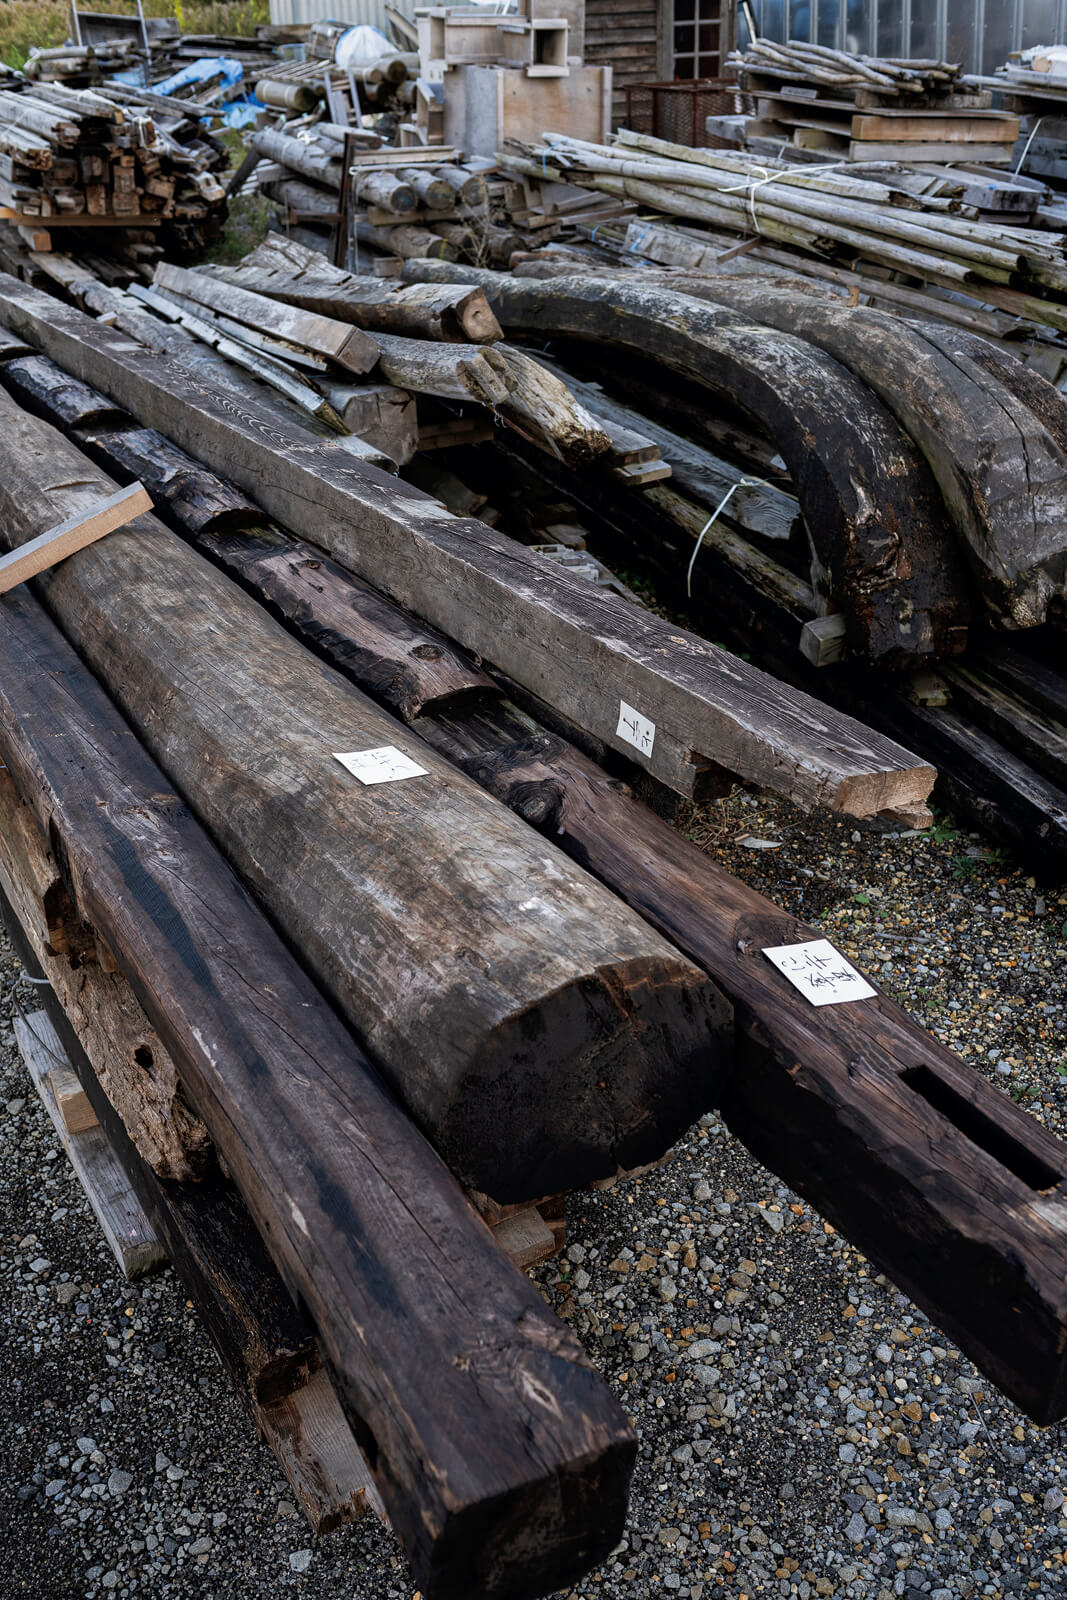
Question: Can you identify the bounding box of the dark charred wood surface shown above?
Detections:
[0,584,636,1600]
[0,386,727,1203]
[626,275,1067,633]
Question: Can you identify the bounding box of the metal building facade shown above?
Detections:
[747,1,1067,76]
[268,0,417,29]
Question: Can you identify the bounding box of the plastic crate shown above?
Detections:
[623,78,753,148]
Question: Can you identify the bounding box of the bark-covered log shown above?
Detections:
[0,585,637,1598]
[629,276,1067,631]
[0,388,730,1201]
[0,275,935,817]
[400,263,971,665]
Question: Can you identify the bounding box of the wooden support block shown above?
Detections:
[490,1207,558,1270]
[15,1010,165,1280]
[49,1060,98,1132]
[799,612,848,667]
[259,1368,386,1533]
[0,480,151,595]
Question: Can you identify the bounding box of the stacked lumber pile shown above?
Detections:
[969,54,1067,187]
[503,130,1067,346]
[246,125,522,267]
[394,257,1067,869]
[1,288,1067,1598]
[727,38,1020,164]
[0,79,228,255]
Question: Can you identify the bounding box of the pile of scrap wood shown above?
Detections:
[0,78,228,255]
[392,257,1067,868]
[39,231,624,468]
[23,22,295,90]
[726,38,1020,163]
[1,277,1067,1599]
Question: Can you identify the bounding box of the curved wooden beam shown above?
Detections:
[401,262,970,666]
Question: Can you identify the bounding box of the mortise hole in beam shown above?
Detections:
[901,1065,1062,1193]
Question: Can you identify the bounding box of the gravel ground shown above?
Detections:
[2,789,1066,1600]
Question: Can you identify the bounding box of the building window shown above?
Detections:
[674,0,724,80]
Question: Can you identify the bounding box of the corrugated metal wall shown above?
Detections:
[269,0,417,29]
[746,1,1067,77]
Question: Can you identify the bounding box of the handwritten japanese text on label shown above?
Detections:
[762,939,876,1007]
[616,700,656,757]
[333,747,429,785]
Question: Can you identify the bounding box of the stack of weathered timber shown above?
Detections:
[502,129,1067,353]
[727,38,1020,164]
[0,78,228,255]
[246,123,517,266]
[394,258,1067,869]
[1,284,1067,1596]
[969,58,1067,186]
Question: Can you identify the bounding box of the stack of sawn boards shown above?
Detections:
[1,270,1067,1599]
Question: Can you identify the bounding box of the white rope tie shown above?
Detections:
[687,476,770,596]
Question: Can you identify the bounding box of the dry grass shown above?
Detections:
[0,1,269,71]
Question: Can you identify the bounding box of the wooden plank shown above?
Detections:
[0,272,935,818]
[15,1010,165,1279]
[259,1369,385,1534]
[849,140,1014,163]
[0,480,151,594]
[0,582,637,1600]
[154,262,379,375]
[851,112,1019,141]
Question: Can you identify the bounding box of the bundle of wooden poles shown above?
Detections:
[1,269,1067,1597]
[499,129,1067,340]
[0,77,228,254]
[728,36,964,94]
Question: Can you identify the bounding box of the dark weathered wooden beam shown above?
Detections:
[0,583,636,1600]
[0,387,728,1203]
[0,274,934,818]
[399,262,972,666]
[0,877,381,1532]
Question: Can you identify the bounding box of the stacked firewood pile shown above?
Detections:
[0,79,228,255]
[23,24,294,91]
[2,262,1067,1595]
[726,38,1019,164]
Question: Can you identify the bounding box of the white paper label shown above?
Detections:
[333,747,429,785]
[762,939,876,1007]
[616,700,656,757]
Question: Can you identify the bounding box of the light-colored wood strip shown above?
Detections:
[0,481,151,595]
[14,1010,166,1280]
